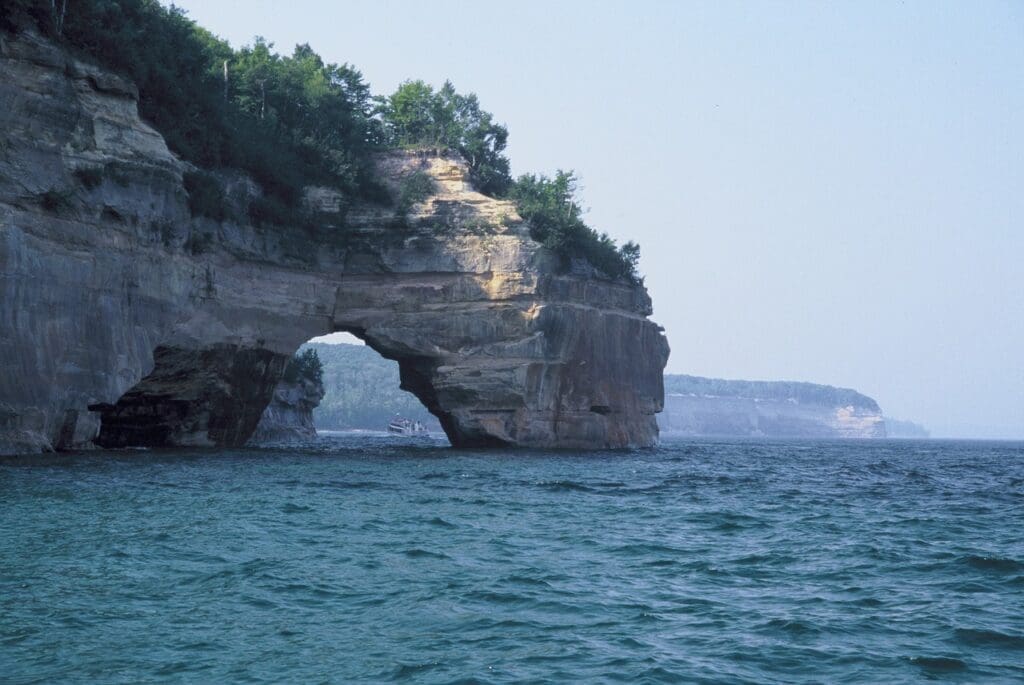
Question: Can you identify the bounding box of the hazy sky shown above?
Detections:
[170,0,1023,438]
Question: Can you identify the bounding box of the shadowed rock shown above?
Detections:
[248,359,325,445]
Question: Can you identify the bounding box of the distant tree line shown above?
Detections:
[302,343,438,430]
[663,375,881,411]
[282,349,323,386]
[2,0,641,282]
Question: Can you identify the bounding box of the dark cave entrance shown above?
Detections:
[90,330,453,449]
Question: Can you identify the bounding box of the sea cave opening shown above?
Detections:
[90,329,453,450]
[279,332,449,445]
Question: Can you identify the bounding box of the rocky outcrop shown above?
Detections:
[659,375,886,438]
[0,31,668,454]
[249,372,325,444]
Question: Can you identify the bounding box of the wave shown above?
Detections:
[501,574,553,588]
[962,555,1023,573]
[464,589,530,605]
[955,628,1024,649]
[612,542,684,556]
[403,548,451,560]
[535,480,595,493]
[425,516,457,529]
[390,661,441,679]
[760,617,821,636]
[5,437,1024,683]
[908,656,969,672]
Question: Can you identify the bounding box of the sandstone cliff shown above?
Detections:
[659,375,886,438]
[249,374,325,444]
[0,31,668,454]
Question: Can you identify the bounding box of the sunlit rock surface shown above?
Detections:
[0,31,668,454]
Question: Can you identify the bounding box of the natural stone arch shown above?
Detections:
[90,259,669,450]
[0,34,668,453]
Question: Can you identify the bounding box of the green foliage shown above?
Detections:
[226,38,383,199]
[619,241,642,277]
[462,219,496,236]
[396,171,435,213]
[378,80,511,196]
[12,0,381,215]
[182,170,227,221]
[5,1,644,278]
[376,82,638,279]
[283,348,323,385]
[663,375,882,412]
[303,343,437,430]
[0,0,50,33]
[183,165,321,236]
[509,171,640,282]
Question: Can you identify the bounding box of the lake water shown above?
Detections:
[2,436,1022,683]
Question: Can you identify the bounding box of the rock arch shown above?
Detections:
[0,32,668,453]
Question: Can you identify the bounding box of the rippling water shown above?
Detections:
[2,436,1023,683]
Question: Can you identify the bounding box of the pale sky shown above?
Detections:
[171,0,1023,438]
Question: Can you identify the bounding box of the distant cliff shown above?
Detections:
[304,349,889,439]
[884,419,930,439]
[659,375,887,438]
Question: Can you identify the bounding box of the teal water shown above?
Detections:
[2,436,1023,684]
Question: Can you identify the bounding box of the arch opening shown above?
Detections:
[90,328,462,449]
[254,333,450,445]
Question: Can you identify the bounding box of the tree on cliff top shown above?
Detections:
[377,80,511,197]
[3,0,641,282]
[229,38,384,195]
[377,82,640,282]
[510,171,641,283]
[5,0,384,208]
[283,349,323,385]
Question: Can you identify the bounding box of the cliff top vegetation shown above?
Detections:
[664,375,882,411]
[282,349,323,386]
[3,0,641,282]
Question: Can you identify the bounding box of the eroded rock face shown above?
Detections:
[92,346,289,448]
[0,31,669,454]
[249,371,325,445]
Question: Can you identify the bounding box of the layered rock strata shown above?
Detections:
[249,371,325,444]
[659,375,886,438]
[0,31,668,454]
